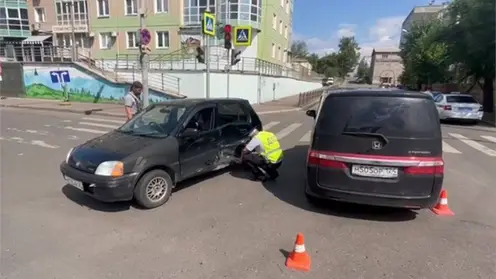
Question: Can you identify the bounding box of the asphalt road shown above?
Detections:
[1,107,495,279]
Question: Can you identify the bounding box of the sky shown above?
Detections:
[292,0,447,57]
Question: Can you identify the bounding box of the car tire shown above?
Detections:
[134,169,173,209]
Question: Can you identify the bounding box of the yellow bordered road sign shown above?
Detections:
[202,12,216,36]
[233,26,252,46]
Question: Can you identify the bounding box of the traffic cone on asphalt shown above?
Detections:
[431,189,455,216]
[285,233,311,272]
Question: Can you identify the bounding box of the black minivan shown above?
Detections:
[305,90,444,209]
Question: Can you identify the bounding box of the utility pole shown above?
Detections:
[226,1,231,98]
[204,9,211,99]
[139,0,149,107]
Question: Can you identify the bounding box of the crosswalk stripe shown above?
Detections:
[449,133,496,156]
[79,122,120,129]
[480,135,496,143]
[442,141,461,153]
[276,123,302,140]
[81,117,124,124]
[65,126,107,134]
[263,121,279,130]
[300,131,312,142]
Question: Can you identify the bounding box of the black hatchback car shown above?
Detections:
[60,98,262,209]
[304,89,444,209]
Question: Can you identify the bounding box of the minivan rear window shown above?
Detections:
[316,96,441,138]
[446,96,477,103]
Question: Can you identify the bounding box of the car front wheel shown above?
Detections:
[134,169,173,209]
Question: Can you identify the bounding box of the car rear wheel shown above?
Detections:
[134,169,173,209]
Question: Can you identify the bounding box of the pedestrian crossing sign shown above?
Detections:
[233,26,252,46]
[202,12,216,37]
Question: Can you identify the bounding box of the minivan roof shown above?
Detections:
[323,89,432,99]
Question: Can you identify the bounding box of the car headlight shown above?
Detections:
[66,148,74,163]
[94,161,124,177]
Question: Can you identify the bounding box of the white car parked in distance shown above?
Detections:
[433,93,483,123]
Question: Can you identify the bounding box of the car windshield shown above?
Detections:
[446,95,478,103]
[117,104,188,137]
[316,95,441,138]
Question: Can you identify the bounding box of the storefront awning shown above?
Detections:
[22,35,52,45]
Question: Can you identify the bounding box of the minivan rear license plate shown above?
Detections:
[351,165,398,178]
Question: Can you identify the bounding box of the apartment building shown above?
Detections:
[400,3,448,45]
[0,0,31,42]
[25,0,293,64]
[370,48,404,85]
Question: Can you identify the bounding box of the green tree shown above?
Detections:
[335,37,361,78]
[290,40,309,58]
[441,0,495,112]
[356,57,371,83]
[400,21,450,90]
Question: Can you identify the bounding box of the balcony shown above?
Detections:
[52,17,89,33]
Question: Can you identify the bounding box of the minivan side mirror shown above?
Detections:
[181,128,199,137]
[306,109,316,118]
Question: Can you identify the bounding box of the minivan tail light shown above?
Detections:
[443,105,452,110]
[404,159,444,175]
[308,150,347,169]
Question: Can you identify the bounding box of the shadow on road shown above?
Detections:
[62,169,232,212]
[231,145,417,222]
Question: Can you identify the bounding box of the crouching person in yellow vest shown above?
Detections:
[241,128,283,181]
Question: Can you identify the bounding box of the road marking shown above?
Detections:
[442,141,461,154]
[6,128,48,135]
[65,126,107,134]
[300,131,312,142]
[79,122,119,129]
[449,133,496,156]
[31,140,59,149]
[81,117,124,124]
[480,135,496,143]
[263,121,279,130]
[276,123,302,140]
[0,137,59,149]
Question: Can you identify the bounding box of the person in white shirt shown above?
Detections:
[124,81,143,120]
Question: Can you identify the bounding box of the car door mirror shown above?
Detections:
[181,128,199,137]
[306,109,316,118]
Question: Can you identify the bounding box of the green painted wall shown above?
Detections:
[90,12,181,59]
[257,0,291,64]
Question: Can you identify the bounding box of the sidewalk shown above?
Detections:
[0,95,310,118]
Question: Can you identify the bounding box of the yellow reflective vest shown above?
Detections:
[255,131,283,164]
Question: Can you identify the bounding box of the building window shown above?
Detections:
[284,25,288,38]
[279,20,283,33]
[97,0,110,17]
[183,0,216,26]
[382,54,389,59]
[126,31,139,48]
[156,31,170,48]
[125,0,138,15]
[55,0,88,26]
[34,8,46,22]
[280,0,284,7]
[271,43,276,58]
[0,7,30,31]
[272,14,276,29]
[278,45,282,60]
[99,32,111,49]
[283,50,287,62]
[286,0,290,13]
[156,0,168,13]
[222,0,261,23]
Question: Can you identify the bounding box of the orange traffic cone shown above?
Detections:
[285,233,311,272]
[431,189,455,216]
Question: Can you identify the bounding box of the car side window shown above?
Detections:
[217,103,250,127]
[185,107,214,132]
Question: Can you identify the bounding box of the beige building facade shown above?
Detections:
[370,48,404,85]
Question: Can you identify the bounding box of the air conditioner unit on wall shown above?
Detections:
[111,31,118,37]
[31,23,41,30]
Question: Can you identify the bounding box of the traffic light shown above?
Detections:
[224,24,232,49]
[196,46,205,63]
[231,49,241,66]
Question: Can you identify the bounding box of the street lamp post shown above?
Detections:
[62,0,77,61]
